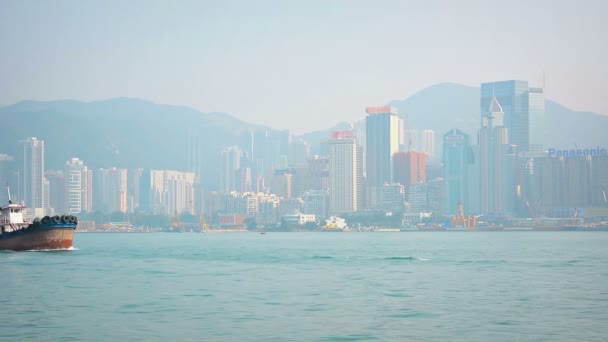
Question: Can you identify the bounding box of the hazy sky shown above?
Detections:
[1,0,606,133]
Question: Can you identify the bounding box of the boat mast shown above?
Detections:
[6,183,11,204]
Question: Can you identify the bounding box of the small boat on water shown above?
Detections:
[0,190,77,251]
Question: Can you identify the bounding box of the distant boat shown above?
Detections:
[0,194,77,251]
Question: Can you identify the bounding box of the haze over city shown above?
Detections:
[1,0,607,133]
[3,2,608,342]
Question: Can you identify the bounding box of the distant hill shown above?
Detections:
[0,98,267,190]
[300,83,608,153]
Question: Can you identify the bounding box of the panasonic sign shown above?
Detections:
[548,147,607,158]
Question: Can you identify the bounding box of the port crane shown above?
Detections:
[199,213,209,232]
[170,210,184,232]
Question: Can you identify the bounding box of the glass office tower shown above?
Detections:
[480,80,544,154]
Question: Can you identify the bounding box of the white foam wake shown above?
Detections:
[27,246,79,252]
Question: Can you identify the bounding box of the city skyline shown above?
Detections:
[1,1,607,134]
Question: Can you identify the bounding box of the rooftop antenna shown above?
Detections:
[542,69,545,90]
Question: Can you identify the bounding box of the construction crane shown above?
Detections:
[199,213,209,232]
[450,200,477,229]
[170,210,183,232]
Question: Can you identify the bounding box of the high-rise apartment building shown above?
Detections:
[18,137,45,211]
[150,170,196,215]
[421,130,435,159]
[365,106,400,209]
[45,170,66,214]
[480,80,545,154]
[442,129,472,215]
[220,146,242,192]
[65,158,92,214]
[95,167,128,213]
[82,167,93,213]
[328,131,363,214]
[127,168,143,213]
[138,169,152,213]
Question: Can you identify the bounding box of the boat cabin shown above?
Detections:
[0,203,27,225]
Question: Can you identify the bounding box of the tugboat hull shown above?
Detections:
[0,225,76,251]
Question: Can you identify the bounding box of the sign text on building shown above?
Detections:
[548,147,607,158]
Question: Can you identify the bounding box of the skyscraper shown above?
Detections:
[421,130,435,159]
[18,137,45,211]
[65,158,91,214]
[365,106,400,209]
[527,87,545,154]
[442,129,472,215]
[328,131,363,214]
[480,80,545,154]
[479,96,517,215]
[393,151,427,192]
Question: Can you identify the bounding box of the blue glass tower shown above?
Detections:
[443,129,472,215]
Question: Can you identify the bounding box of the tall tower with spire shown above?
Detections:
[479,94,517,215]
[480,80,545,154]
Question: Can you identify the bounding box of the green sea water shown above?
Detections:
[1,232,607,341]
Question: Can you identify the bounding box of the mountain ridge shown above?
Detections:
[301,83,608,153]
[1,83,607,191]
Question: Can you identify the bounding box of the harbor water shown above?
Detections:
[2,232,607,341]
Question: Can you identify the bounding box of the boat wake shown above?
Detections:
[384,256,430,261]
[27,246,79,252]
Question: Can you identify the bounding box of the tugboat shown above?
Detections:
[0,189,77,251]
